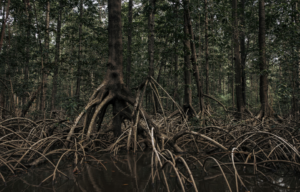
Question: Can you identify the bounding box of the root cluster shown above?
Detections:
[0,78,300,191]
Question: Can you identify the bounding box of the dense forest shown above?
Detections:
[0,0,299,120]
[0,0,300,191]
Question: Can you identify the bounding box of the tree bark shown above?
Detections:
[106,0,124,84]
[0,89,3,119]
[231,43,235,109]
[40,0,50,112]
[23,0,31,106]
[292,2,299,116]
[0,0,10,52]
[204,0,209,95]
[76,0,83,102]
[258,0,273,118]
[172,0,179,110]
[240,0,246,105]
[126,0,133,87]
[183,6,193,115]
[21,84,44,117]
[173,37,179,110]
[32,0,43,115]
[51,1,62,111]
[148,0,156,77]
[233,0,245,116]
[184,0,205,112]
[0,2,6,119]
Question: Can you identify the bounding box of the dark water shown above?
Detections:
[1,152,300,192]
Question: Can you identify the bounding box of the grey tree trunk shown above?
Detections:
[148,0,156,77]
[23,0,31,106]
[76,0,83,102]
[51,2,62,111]
[204,0,209,95]
[232,0,245,116]
[184,0,205,112]
[258,0,273,118]
[183,5,193,115]
[126,0,133,87]
[240,0,247,105]
[40,0,50,112]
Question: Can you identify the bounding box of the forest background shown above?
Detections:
[0,0,299,121]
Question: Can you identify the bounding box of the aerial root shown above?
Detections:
[1,78,300,190]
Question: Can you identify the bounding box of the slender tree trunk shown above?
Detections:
[36,78,40,111]
[240,0,246,105]
[199,11,202,67]
[156,58,165,84]
[148,0,156,113]
[219,65,222,94]
[0,2,5,119]
[231,44,235,109]
[204,0,209,95]
[233,0,245,116]
[184,0,205,112]
[183,6,193,115]
[258,0,273,118]
[148,0,156,77]
[76,0,83,102]
[291,2,299,116]
[0,91,3,119]
[51,2,62,111]
[6,27,15,116]
[40,0,50,112]
[70,67,74,97]
[70,39,74,97]
[97,0,102,24]
[173,36,179,110]
[126,0,133,87]
[33,1,43,115]
[23,0,31,106]
[173,1,179,110]
[0,0,10,52]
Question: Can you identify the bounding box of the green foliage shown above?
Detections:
[0,0,299,118]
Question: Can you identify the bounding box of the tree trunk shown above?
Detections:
[148,0,156,77]
[32,0,43,113]
[173,36,179,110]
[233,0,245,117]
[21,84,44,117]
[40,0,50,112]
[0,2,6,119]
[0,0,10,52]
[148,0,156,114]
[126,0,133,87]
[172,1,179,110]
[183,6,193,115]
[0,90,3,119]
[231,45,235,109]
[204,0,209,95]
[258,0,273,118]
[23,0,31,106]
[76,0,83,102]
[240,0,246,105]
[292,2,299,116]
[184,0,205,113]
[51,2,62,111]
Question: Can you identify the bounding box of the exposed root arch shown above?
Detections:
[86,92,115,139]
[65,81,134,144]
[170,130,228,152]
